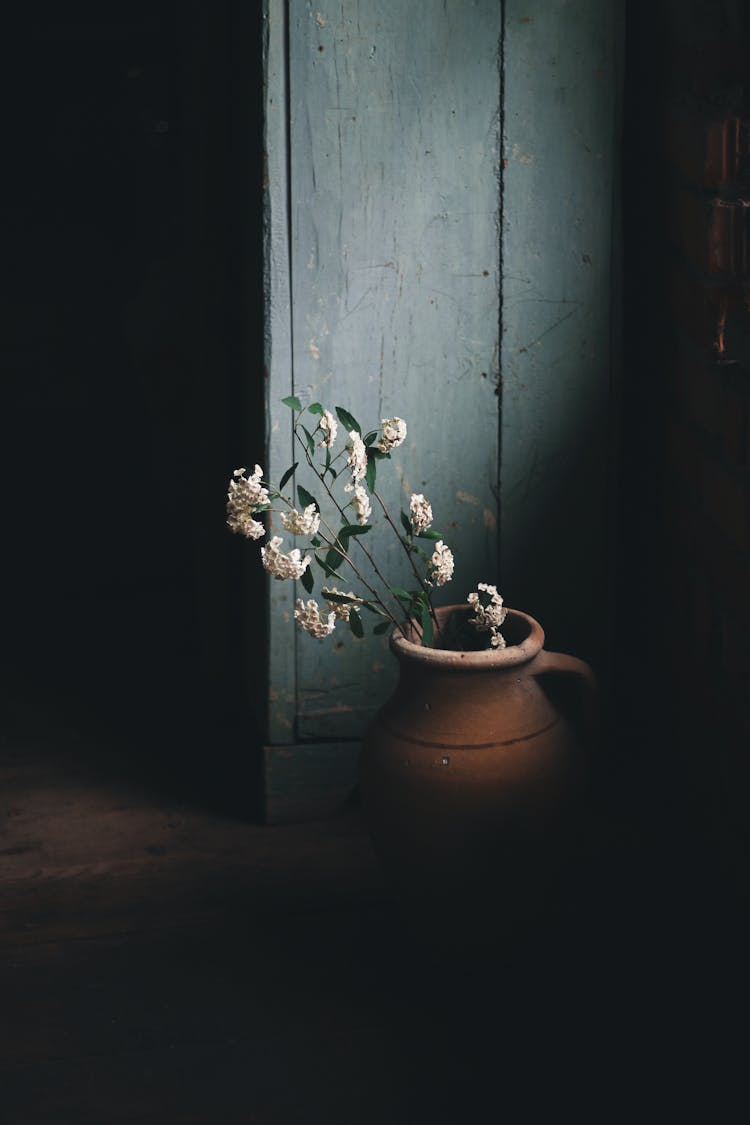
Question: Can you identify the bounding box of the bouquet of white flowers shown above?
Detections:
[227,397,507,650]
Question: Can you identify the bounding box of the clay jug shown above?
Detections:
[359,605,597,936]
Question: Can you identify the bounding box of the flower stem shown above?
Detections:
[315,519,404,634]
[293,427,408,635]
[372,488,440,632]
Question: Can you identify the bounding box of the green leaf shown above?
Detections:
[335,406,361,434]
[417,529,443,541]
[314,552,344,581]
[400,511,412,536]
[363,430,379,446]
[301,425,316,455]
[325,547,344,571]
[323,590,359,606]
[322,447,338,481]
[300,566,314,594]
[340,524,371,538]
[364,452,377,492]
[373,620,391,635]
[359,600,383,615]
[282,395,302,411]
[420,600,434,648]
[308,402,324,415]
[390,587,414,603]
[297,485,319,511]
[278,462,298,493]
[310,536,322,548]
[349,612,364,639]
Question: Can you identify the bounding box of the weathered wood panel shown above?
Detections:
[500,1,621,669]
[263,0,297,743]
[284,0,502,740]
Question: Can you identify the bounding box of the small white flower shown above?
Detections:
[294,598,336,638]
[377,417,407,453]
[227,465,270,537]
[280,504,320,537]
[261,536,311,581]
[352,484,371,525]
[318,409,338,448]
[322,587,362,622]
[409,493,433,533]
[467,583,508,648]
[427,540,454,587]
[227,511,265,540]
[344,430,367,488]
[229,464,269,508]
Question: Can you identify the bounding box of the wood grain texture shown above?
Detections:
[500,1,623,668]
[265,0,501,742]
[264,0,298,743]
[0,740,384,951]
[0,708,740,1122]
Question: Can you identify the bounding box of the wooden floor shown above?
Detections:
[2,688,748,1123]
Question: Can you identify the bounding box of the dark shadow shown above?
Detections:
[2,1,266,814]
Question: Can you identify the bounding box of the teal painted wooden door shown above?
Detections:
[263,0,621,747]
[264,0,502,744]
[500,0,623,669]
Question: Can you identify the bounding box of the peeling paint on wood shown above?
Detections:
[500,0,622,667]
[265,0,501,744]
[263,0,297,743]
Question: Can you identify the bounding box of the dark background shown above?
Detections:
[1,3,749,1120]
[1,0,749,882]
[2,0,265,804]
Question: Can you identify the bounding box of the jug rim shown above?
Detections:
[390,605,545,670]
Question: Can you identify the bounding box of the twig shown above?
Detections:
[372,488,440,632]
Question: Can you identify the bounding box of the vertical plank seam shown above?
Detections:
[498,0,507,579]
[282,0,302,743]
[263,0,297,744]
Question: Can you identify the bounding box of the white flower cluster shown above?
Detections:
[226,466,269,540]
[409,492,433,533]
[428,540,454,587]
[280,504,320,537]
[228,404,506,651]
[344,431,368,490]
[322,587,362,621]
[294,598,335,638]
[352,484,371,525]
[377,417,407,453]
[467,583,508,648]
[319,409,338,448]
[261,536,311,581]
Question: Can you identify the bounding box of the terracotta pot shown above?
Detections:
[360,605,597,935]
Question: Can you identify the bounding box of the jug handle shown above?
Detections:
[531,650,598,748]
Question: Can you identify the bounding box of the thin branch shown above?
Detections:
[314,517,405,634]
[372,488,439,631]
[293,427,408,635]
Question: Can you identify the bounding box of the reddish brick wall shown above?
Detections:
[624,0,750,878]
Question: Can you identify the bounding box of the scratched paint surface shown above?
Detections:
[500,1,621,666]
[264,1,297,743]
[280,0,501,739]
